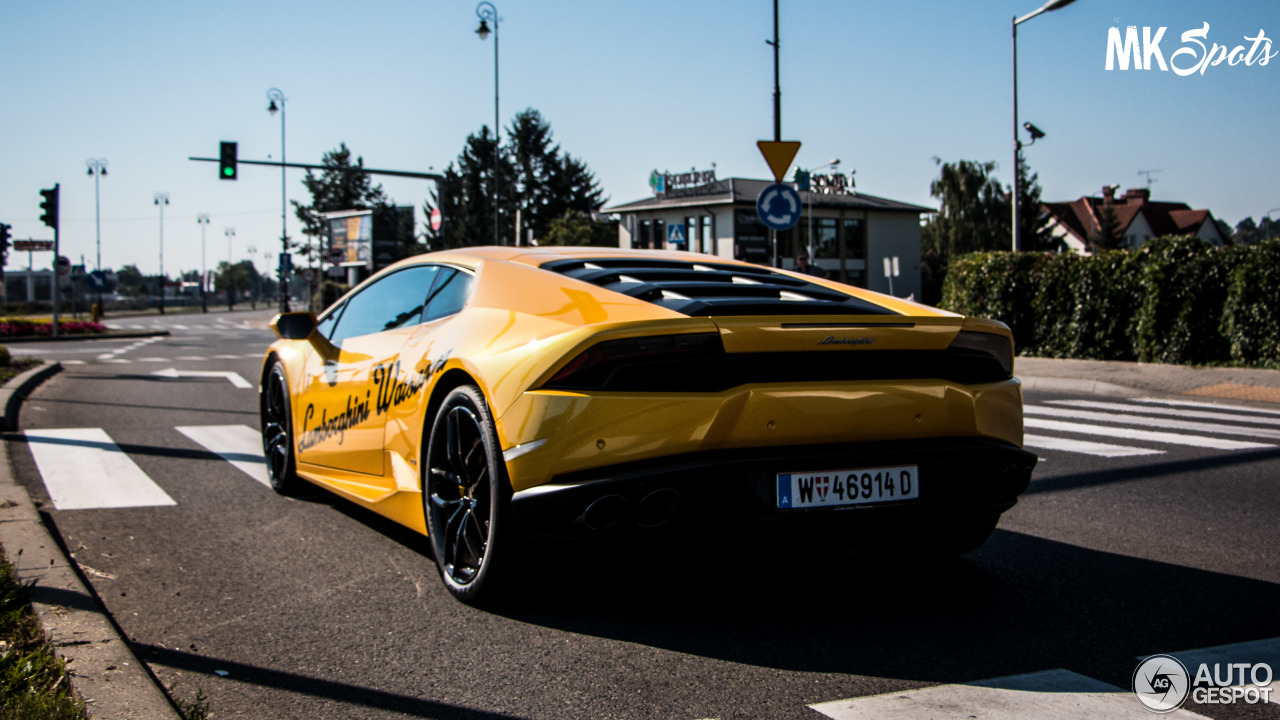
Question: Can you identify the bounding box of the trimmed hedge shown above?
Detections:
[940,236,1280,368]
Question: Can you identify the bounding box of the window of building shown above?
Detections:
[843,218,867,287]
[699,215,713,254]
[814,218,838,259]
[683,216,697,250]
[638,220,652,249]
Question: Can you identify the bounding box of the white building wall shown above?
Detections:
[865,213,922,300]
[1124,214,1155,248]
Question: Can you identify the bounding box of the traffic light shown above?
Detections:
[0,223,10,264]
[220,141,238,180]
[39,185,59,231]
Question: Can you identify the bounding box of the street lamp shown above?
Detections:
[154,192,169,314]
[1012,0,1076,252]
[475,1,500,245]
[225,227,236,310]
[247,244,258,308]
[197,214,210,312]
[267,87,290,311]
[85,158,107,271]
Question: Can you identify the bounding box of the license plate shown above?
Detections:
[776,465,919,510]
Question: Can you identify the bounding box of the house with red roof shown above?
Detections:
[1042,186,1225,254]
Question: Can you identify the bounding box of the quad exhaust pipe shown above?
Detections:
[578,489,681,531]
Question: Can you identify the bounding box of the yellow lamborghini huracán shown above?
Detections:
[261,246,1035,602]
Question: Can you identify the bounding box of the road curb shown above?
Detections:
[0,364,181,719]
[1018,375,1142,398]
[3,330,171,344]
[2,361,64,431]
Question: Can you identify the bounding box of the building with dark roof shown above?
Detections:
[1043,186,1225,253]
[606,175,932,299]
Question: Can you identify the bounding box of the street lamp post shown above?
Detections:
[85,159,107,271]
[225,227,236,309]
[1012,0,1076,252]
[267,87,290,312]
[475,2,500,246]
[197,214,210,313]
[247,244,258,309]
[154,192,169,314]
[86,158,107,315]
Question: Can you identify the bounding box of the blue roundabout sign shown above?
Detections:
[756,183,802,231]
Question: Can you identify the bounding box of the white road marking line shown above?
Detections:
[810,669,1209,719]
[1023,434,1163,458]
[176,425,269,487]
[139,357,167,362]
[1154,636,1280,707]
[214,354,242,359]
[101,358,132,364]
[61,360,86,365]
[1048,399,1280,427]
[170,324,189,330]
[1135,397,1280,416]
[1025,405,1280,441]
[175,355,208,361]
[1023,418,1273,451]
[151,368,252,388]
[25,428,176,510]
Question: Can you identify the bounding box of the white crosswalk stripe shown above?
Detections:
[810,668,1209,719]
[1022,433,1163,458]
[1025,417,1272,451]
[1048,399,1280,427]
[25,428,176,510]
[1025,398,1280,457]
[1025,404,1280,441]
[176,425,269,487]
[25,425,270,510]
[1134,397,1280,416]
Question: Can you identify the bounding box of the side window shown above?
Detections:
[315,304,343,340]
[422,269,473,322]
[329,265,439,344]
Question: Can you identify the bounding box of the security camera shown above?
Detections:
[1023,122,1046,141]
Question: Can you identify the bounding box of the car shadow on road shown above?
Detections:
[483,530,1280,691]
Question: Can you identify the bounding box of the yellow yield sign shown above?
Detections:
[757,141,801,182]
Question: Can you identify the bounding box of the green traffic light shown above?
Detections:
[223,167,234,177]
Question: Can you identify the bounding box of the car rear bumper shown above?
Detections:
[510,437,1036,540]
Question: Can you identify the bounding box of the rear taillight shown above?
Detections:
[947,330,1013,376]
[542,333,724,391]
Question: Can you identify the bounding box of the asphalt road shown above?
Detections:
[5,314,1280,719]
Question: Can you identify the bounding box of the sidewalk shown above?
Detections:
[1017,356,1280,404]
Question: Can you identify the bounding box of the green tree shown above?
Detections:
[1014,152,1057,252]
[1233,217,1262,246]
[543,211,617,246]
[292,143,391,265]
[115,264,144,296]
[425,109,605,249]
[214,260,255,310]
[920,159,1008,303]
[1090,202,1125,250]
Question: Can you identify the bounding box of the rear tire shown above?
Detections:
[260,362,304,496]
[423,385,512,604]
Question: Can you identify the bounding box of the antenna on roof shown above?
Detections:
[1138,169,1162,187]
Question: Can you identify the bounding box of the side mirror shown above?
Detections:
[270,312,317,340]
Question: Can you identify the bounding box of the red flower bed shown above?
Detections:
[0,319,106,336]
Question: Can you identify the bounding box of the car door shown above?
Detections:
[296,265,439,479]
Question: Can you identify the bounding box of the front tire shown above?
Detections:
[261,362,304,495]
[424,385,511,604]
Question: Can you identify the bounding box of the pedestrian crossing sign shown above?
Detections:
[667,223,686,246]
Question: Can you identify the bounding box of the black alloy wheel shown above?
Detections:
[261,362,303,495]
[424,385,510,603]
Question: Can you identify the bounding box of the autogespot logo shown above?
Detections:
[1133,654,1190,713]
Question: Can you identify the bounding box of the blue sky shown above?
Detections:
[3,0,1279,276]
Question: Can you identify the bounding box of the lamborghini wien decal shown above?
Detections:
[298,393,371,451]
[298,359,433,451]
